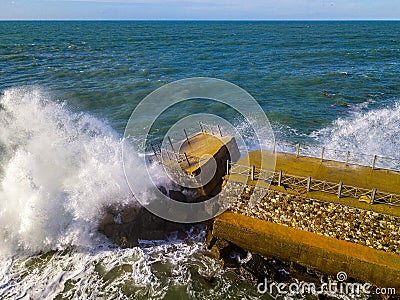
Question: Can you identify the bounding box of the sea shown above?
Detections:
[0,21,399,299]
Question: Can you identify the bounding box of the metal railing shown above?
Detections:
[227,162,400,207]
[149,122,225,167]
[198,122,224,137]
[149,122,400,172]
[273,141,400,172]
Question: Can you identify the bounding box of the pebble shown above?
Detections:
[227,184,400,255]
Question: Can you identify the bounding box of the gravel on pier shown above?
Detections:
[225,183,400,255]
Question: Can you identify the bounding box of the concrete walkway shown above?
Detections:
[231,150,400,217]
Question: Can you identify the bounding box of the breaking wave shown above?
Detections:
[0,87,160,256]
[311,102,400,164]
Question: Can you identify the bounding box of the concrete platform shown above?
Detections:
[243,151,400,194]
[178,132,239,174]
[175,132,240,197]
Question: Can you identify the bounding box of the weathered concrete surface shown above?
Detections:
[179,132,240,197]
[211,212,400,289]
[179,132,239,173]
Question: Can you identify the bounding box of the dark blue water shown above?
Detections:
[1,21,399,140]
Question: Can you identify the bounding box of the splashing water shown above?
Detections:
[0,87,160,256]
[0,233,238,300]
[313,102,400,159]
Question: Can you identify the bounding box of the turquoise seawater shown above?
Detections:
[0,21,399,299]
[1,21,399,140]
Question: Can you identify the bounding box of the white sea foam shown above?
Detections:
[0,87,160,256]
[0,229,231,300]
[312,102,400,160]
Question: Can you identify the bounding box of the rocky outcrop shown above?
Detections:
[206,229,329,290]
[98,204,199,247]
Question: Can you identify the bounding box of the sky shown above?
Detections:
[0,0,399,20]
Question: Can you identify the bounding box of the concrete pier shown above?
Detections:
[209,212,400,289]
[209,148,400,291]
[99,131,240,245]
[176,132,240,197]
[102,130,400,290]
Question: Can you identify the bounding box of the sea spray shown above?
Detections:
[0,87,163,256]
[312,102,400,160]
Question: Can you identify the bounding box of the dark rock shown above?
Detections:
[210,238,231,260]
[169,190,187,202]
[195,195,211,202]
[120,205,141,223]
[158,185,167,195]
[317,295,338,300]
[290,262,320,283]
[177,230,188,240]
[98,212,115,230]
[242,254,270,279]
[206,229,216,249]
[98,203,203,248]
[237,266,257,282]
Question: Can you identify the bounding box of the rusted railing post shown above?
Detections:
[306,176,311,192]
[278,170,282,186]
[167,136,175,152]
[183,129,190,145]
[218,125,223,137]
[150,143,158,158]
[184,152,190,167]
[371,188,376,204]
[337,181,343,198]
[167,136,179,161]
[296,143,300,157]
[321,147,325,162]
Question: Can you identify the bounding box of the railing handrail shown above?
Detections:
[148,122,400,172]
[149,122,226,166]
[227,161,400,207]
[271,140,400,172]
